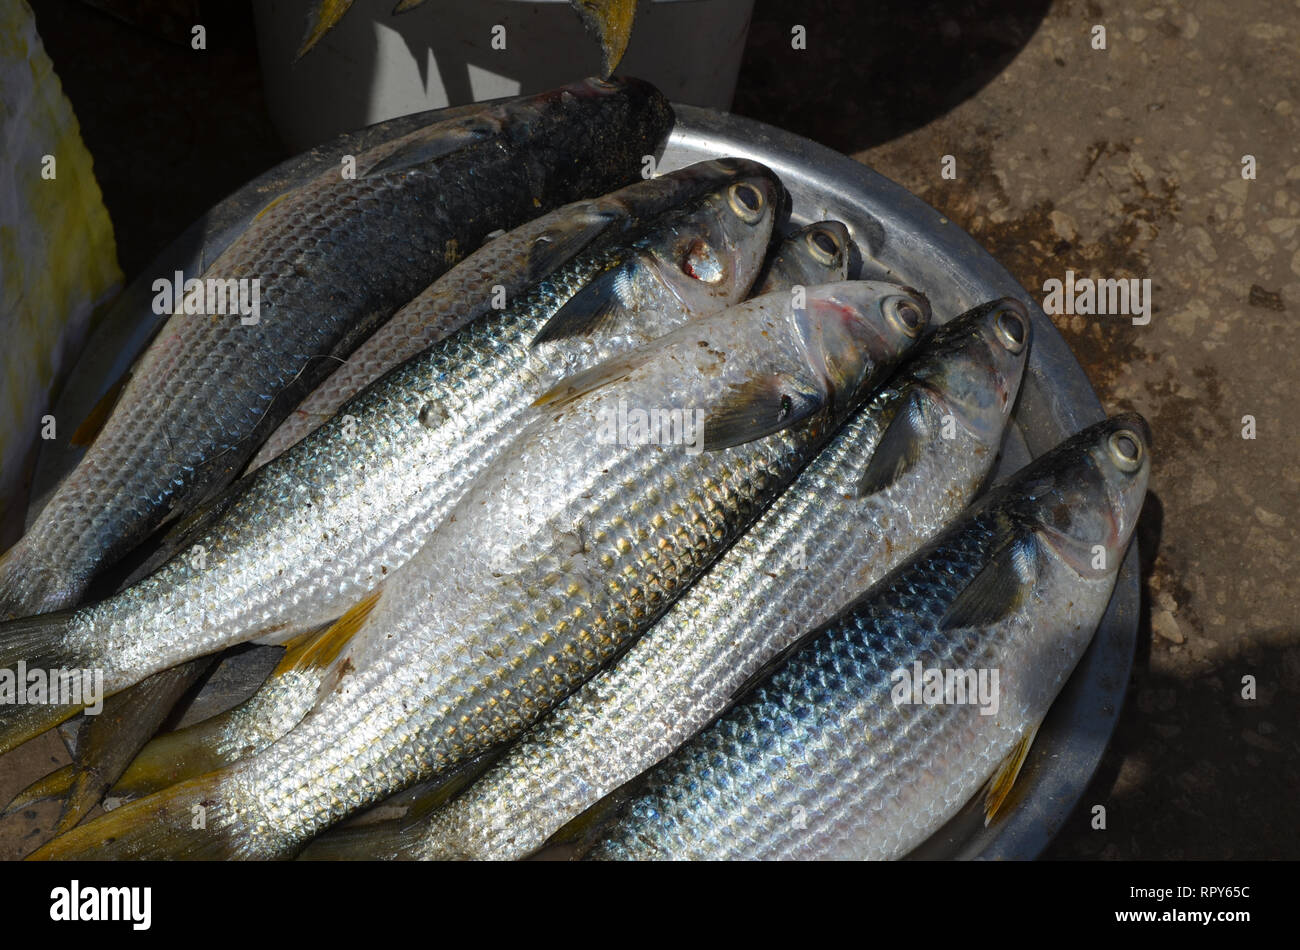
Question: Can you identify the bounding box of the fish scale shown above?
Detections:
[585,414,1150,860]
[388,298,1027,861]
[28,280,931,859]
[0,77,673,619]
[224,289,923,853]
[19,223,856,819]
[3,160,780,726]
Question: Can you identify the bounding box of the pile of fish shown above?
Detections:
[0,77,1149,861]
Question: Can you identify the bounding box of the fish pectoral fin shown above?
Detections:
[526,211,620,283]
[302,588,384,681]
[69,374,130,447]
[702,375,823,451]
[531,261,635,346]
[938,531,1042,632]
[983,720,1042,825]
[532,352,645,410]
[856,390,927,496]
[361,121,495,179]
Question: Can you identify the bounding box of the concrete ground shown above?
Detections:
[734,0,1299,859]
[1,0,1295,859]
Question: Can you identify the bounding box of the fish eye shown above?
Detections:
[1108,429,1143,471]
[682,238,724,283]
[806,228,841,264]
[728,182,766,223]
[886,297,928,337]
[994,307,1027,353]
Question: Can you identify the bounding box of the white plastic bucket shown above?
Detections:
[254,0,755,151]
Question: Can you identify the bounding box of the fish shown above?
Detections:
[246,180,789,473]
[580,412,1151,860]
[25,146,761,834]
[0,77,674,621]
[331,296,1030,860]
[753,221,851,294]
[29,279,932,859]
[0,157,782,756]
[14,220,858,816]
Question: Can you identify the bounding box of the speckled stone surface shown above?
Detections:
[1,0,1294,860]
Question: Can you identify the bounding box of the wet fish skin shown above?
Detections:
[73,218,858,812]
[246,176,716,471]
[30,280,930,859]
[0,158,781,753]
[36,153,758,827]
[0,77,674,619]
[754,221,851,294]
[585,412,1151,861]
[391,297,1028,861]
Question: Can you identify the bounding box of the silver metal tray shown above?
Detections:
[33,103,1138,860]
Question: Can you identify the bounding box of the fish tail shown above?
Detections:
[0,610,93,755]
[53,660,211,832]
[27,771,262,860]
[299,753,497,860]
[1,764,75,817]
[296,817,427,861]
[110,710,244,802]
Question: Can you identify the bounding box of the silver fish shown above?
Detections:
[32,279,931,859]
[0,77,674,619]
[754,221,851,294]
[244,181,756,472]
[0,158,781,755]
[584,413,1151,860]
[367,296,1029,861]
[36,221,861,810]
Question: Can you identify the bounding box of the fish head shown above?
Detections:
[640,160,783,314]
[907,297,1030,445]
[1015,413,1152,578]
[760,221,852,291]
[791,280,932,412]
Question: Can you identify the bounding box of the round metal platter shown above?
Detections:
[32,102,1138,861]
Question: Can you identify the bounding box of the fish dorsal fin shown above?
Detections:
[939,530,1042,632]
[702,374,823,452]
[531,260,635,346]
[856,390,927,496]
[69,374,130,447]
[984,720,1042,825]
